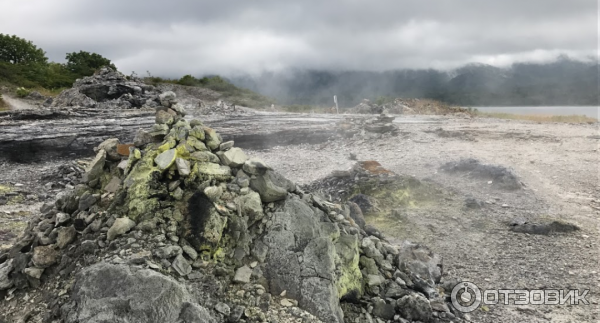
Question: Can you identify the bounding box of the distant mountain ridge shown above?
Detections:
[230,57,598,107]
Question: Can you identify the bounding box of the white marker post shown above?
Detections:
[333,95,339,114]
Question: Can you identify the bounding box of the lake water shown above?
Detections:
[475,106,599,119]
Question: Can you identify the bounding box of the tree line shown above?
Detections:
[0,34,115,90]
[231,57,599,107]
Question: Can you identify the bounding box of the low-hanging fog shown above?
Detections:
[1,0,597,106]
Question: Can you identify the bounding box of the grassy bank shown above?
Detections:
[475,111,597,123]
[145,74,274,108]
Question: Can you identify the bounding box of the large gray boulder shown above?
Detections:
[69,262,215,323]
[249,170,295,202]
[263,198,344,323]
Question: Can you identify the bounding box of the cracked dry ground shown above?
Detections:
[0,114,598,322]
[247,115,600,323]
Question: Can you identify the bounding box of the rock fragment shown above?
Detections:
[233,265,252,283]
[154,148,177,171]
[172,254,192,276]
[82,150,106,184]
[32,246,59,268]
[221,147,248,167]
[107,217,136,241]
[0,259,14,290]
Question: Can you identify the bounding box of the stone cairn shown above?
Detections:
[0,91,464,323]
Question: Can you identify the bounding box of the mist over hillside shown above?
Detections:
[230,57,598,107]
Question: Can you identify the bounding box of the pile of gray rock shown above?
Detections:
[51,67,162,109]
[346,99,407,115]
[198,100,253,116]
[440,158,522,191]
[337,114,399,139]
[0,92,464,323]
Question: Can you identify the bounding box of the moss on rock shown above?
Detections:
[335,234,363,300]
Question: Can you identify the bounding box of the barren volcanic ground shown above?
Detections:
[0,109,599,322]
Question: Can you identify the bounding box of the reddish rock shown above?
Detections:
[117,144,134,156]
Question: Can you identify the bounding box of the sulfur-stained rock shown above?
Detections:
[148,123,170,138]
[197,162,232,180]
[189,125,205,140]
[186,137,207,151]
[190,151,219,163]
[176,158,191,176]
[154,148,177,171]
[204,127,222,150]
[334,234,363,299]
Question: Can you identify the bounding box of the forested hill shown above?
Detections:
[231,58,598,107]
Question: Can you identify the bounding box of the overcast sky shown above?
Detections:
[1,0,597,76]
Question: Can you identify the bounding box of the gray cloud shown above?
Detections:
[0,0,596,76]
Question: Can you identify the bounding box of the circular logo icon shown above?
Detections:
[451,281,482,313]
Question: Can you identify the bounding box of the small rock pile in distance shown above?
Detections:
[51,67,163,110]
[337,114,399,140]
[1,92,466,323]
[198,100,253,116]
[347,98,470,116]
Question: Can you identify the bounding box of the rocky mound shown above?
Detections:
[198,100,254,116]
[440,158,522,190]
[0,93,465,323]
[347,98,469,116]
[51,68,162,109]
[337,114,399,139]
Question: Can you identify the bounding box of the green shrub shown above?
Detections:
[0,93,7,110]
[16,87,30,98]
